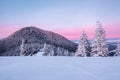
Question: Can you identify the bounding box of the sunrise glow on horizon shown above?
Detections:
[0,0,120,40]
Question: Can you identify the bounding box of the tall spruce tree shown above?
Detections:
[76,31,91,57]
[92,21,108,57]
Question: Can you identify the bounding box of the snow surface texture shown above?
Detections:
[0,57,120,80]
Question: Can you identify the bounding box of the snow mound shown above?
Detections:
[0,57,120,80]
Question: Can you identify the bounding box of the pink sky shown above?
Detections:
[0,0,120,40]
[53,23,120,40]
[0,25,21,39]
[0,23,120,40]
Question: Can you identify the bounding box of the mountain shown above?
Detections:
[0,26,77,56]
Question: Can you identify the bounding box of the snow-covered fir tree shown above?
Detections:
[42,43,48,56]
[57,47,66,56]
[42,43,56,56]
[76,31,91,57]
[92,21,108,57]
[50,46,54,56]
[57,47,62,56]
[42,43,50,56]
[114,42,120,56]
[20,38,25,56]
[64,49,69,56]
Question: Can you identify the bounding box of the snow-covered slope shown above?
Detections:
[0,27,77,56]
[0,57,120,80]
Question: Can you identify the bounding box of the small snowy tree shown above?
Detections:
[20,38,25,56]
[92,21,108,57]
[57,47,62,56]
[42,43,56,56]
[48,45,54,56]
[114,42,120,56]
[64,49,69,56]
[50,47,55,56]
[60,47,66,56]
[42,43,49,56]
[76,31,91,57]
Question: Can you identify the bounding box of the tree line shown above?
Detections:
[76,21,120,57]
[20,21,120,57]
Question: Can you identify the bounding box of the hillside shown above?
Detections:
[0,27,77,56]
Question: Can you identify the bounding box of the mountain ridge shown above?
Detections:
[0,26,77,56]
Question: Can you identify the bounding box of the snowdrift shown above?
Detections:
[0,57,120,80]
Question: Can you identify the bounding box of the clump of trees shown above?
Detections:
[19,21,120,57]
[76,21,119,57]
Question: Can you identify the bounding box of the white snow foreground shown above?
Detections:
[0,57,120,80]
